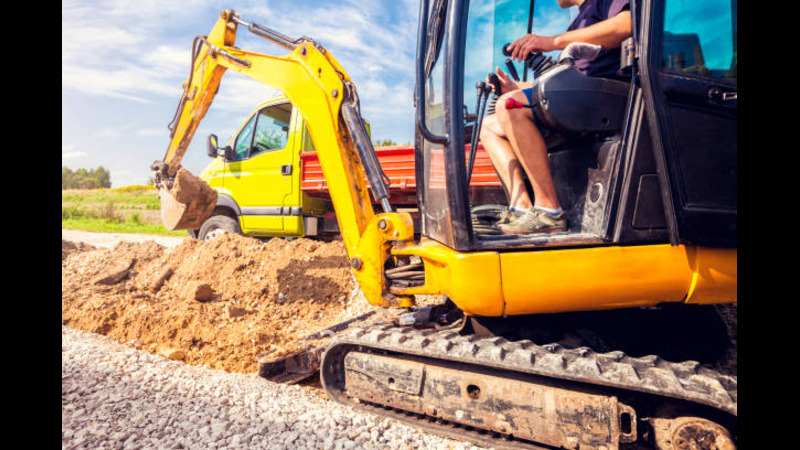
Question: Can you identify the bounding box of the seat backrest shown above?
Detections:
[530,65,630,137]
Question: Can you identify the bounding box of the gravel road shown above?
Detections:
[62,326,484,450]
[62,229,188,248]
[62,230,488,449]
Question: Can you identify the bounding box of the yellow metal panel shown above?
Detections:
[240,215,284,233]
[392,240,504,316]
[199,157,225,189]
[283,216,303,236]
[684,247,737,305]
[500,245,696,315]
[351,213,416,308]
[241,216,304,237]
[393,242,737,317]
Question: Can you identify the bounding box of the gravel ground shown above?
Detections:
[61,229,188,249]
[62,326,486,450]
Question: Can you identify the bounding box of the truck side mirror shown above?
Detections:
[224,146,235,161]
[207,134,220,158]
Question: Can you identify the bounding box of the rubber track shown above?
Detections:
[324,323,737,417]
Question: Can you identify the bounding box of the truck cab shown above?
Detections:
[196,95,330,240]
[195,94,504,241]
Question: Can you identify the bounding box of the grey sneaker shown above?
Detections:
[499,208,567,234]
[495,208,523,225]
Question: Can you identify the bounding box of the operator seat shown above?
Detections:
[532,63,630,152]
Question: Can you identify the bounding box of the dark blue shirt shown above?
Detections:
[567,0,631,80]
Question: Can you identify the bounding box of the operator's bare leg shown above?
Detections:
[479,114,532,211]
[495,90,560,210]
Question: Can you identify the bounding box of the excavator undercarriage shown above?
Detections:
[320,304,736,450]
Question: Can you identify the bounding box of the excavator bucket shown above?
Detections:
[158,168,218,231]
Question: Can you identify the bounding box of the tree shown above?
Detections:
[62,166,113,189]
[77,178,98,189]
[373,139,398,147]
[93,166,111,188]
[62,167,75,189]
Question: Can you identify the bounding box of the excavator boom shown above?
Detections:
[152,10,414,307]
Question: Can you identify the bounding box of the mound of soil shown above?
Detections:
[62,239,96,260]
[61,233,375,373]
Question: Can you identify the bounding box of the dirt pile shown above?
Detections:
[61,233,374,373]
[62,239,96,260]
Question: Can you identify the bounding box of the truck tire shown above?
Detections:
[198,215,241,241]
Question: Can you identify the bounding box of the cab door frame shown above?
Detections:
[638,0,737,246]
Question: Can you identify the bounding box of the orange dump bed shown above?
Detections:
[299,144,501,205]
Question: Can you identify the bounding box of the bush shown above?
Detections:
[115,185,156,193]
[99,202,124,223]
[62,204,96,220]
[128,212,144,225]
[77,178,98,189]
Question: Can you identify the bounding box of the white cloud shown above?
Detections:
[137,127,168,138]
[62,0,422,163]
[92,127,121,138]
[212,75,281,112]
[62,151,88,159]
[60,0,208,102]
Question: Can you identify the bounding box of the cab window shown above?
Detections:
[233,115,256,161]
[252,103,292,156]
[463,0,572,86]
[662,0,737,80]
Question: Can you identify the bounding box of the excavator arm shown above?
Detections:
[151,10,415,308]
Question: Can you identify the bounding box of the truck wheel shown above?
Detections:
[198,215,241,241]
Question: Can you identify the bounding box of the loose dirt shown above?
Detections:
[62,239,97,260]
[161,167,218,230]
[61,233,378,373]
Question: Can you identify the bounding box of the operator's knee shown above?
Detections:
[496,90,534,135]
[480,114,505,139]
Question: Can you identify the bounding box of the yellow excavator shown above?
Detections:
[152,1,737,448]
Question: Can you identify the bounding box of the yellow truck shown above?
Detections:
[190,95,503,241]
[190,95,331,240]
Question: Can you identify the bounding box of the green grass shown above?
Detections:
[61,188,160,206]
[61,187,185,236]
[61,218,187,236]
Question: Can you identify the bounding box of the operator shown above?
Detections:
[479,0,631,234]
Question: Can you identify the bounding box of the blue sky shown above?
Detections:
[62,0,420,187]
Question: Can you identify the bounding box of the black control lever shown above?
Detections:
[501,43,556,78]
[504,58,520,82]
[486,73,502,115]
[467,80,492,183]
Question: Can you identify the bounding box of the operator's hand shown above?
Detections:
[507,34,557,62]
[486,68,516,95]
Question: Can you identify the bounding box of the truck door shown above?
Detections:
[640,0,737,246]
[223,102,297,234]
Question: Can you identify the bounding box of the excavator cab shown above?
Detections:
[416,0,737,251]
